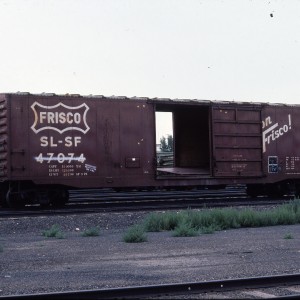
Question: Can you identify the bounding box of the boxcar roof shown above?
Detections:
[0,92,297,107]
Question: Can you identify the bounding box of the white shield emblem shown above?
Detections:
[31,101,90,134]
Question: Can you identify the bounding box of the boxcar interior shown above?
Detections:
[155,104,211,177]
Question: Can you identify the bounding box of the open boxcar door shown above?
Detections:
[211,104,264,177]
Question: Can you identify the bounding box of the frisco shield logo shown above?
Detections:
[31,101,90,134]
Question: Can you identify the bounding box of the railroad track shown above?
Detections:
[68,186,250,208]
[2,273,300,299]
[0,187,293,218]
[68,185,248,201]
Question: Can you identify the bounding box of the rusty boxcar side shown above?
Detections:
[0,93,158,207]
[1,92,300,208]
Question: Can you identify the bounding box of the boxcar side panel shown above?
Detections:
[27,95,98,186]
[96,99,121,182]
[262,105,300,182]
[9,94,30,179]
[0,94,9,182]
[7,92,300,193]
[118,101,156,186]
[10,95,157,188]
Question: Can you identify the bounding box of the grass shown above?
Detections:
[41,200,300,243]
[139,199,300,238]
[142,211,185,232]
[123,225,148,243]
[42,224,65,239]
[172,222,199,237]
[81,227,100,237]
[284,233,294,239]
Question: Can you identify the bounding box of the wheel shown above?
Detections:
[50,189,69,208]
[6,190,25,209]
[293,183,300,198]
[266,184,285,198]
[246,185,259,198]
[0,188,8,208]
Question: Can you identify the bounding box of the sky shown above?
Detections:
[0,0,299,139]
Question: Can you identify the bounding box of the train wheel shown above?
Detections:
[51,189,69,208]
[0,188,8,208]
[6,190,25,209]
[246,185,259,198]
[293,184,300,198]
[266,184,285,198]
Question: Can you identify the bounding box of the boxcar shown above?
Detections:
[0,92,299,208]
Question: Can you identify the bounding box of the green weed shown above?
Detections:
[172,222,199,237]
[199,224,220,234]
[284,233,294,239]
[42,224,65,239]
[143,211,183,232]
[81,227,100,237]
[123,225,147,243]
[140,199,300,236]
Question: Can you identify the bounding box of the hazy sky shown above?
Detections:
[0,0,300,106]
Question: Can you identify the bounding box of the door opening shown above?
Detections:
[155,105,210,177]
[155,112,174,167]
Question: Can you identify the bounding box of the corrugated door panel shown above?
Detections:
[212,106,263,177]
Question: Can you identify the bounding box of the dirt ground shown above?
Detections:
[0,212,300,297]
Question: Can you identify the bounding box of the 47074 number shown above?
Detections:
[35,153,86,164]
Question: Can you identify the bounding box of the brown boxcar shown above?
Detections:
[0,92,299,208]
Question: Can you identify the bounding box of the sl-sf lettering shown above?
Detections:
[40,136,82,147]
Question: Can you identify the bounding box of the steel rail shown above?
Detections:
[68,187,248,202]
[1,185,293,218]
[0,197,287,218]
[1,273,300,299]
[0,190,290,218]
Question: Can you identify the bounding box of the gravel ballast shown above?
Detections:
[0,211,300,297]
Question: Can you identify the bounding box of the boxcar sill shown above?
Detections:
[156,167,210,176]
